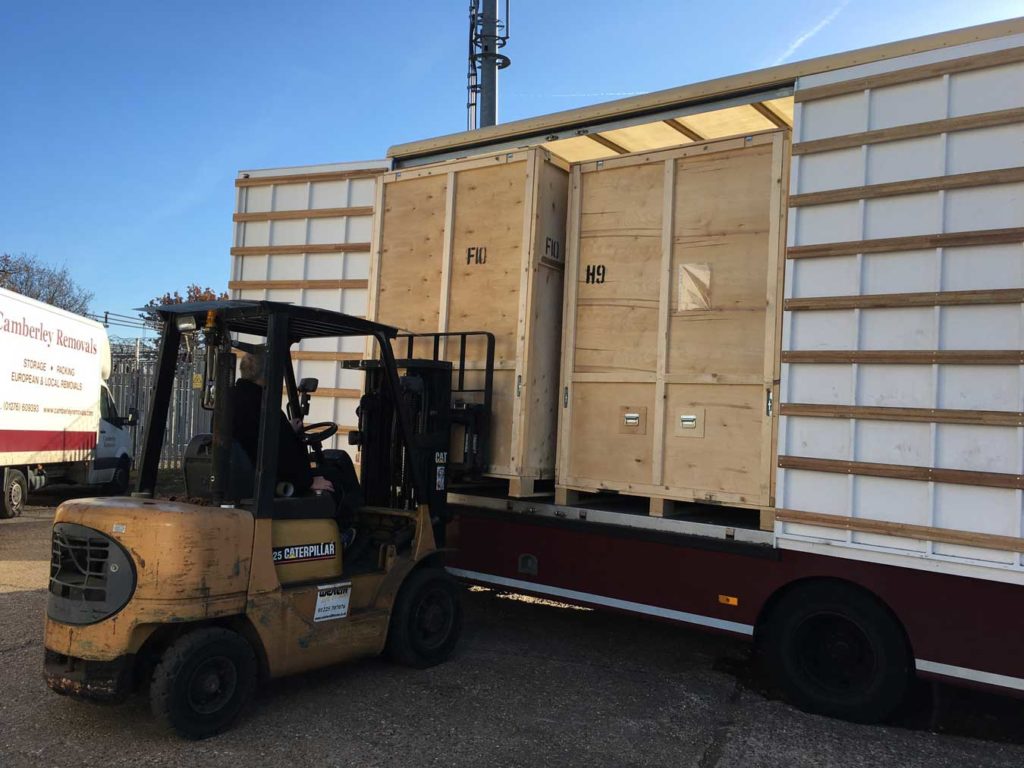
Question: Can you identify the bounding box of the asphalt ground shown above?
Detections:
[2,493,1023,767]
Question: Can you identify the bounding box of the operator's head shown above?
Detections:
[238,350,266,387]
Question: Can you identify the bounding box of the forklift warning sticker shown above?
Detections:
[314,582,352,622]
[272,542,336,564]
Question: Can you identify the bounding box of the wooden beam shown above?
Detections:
[290,351,363,362]
[781,350,1024,365]
[652,158,676,487]
[389,18,1024,161]
[790,166,1024,208]
[309,387,361,399]
[228,279,368,291]
[787,227,1024,260]
[784,288,1024,311]
[662,118,704,142]
[750,101,791,128]
[779,403,1024,428]
[775,508,1024,553]
[233,206,374,223]
[235,168,381,187]
[795,46,1024,103]
[586,133,629,154]
[777,455,1024,490]
[230,242,372,257]
[792,107,1024,156]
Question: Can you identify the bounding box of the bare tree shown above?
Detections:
[0,253,93,314]
[139,284,231,357]
[139,284,231,328]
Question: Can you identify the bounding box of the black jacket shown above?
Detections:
[231,378,312,494]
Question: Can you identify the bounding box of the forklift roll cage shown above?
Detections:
[134,300,429,515]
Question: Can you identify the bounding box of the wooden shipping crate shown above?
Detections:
[368,148,570,494]
[557,130,789,517]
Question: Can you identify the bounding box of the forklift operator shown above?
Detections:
[232,351,334,496]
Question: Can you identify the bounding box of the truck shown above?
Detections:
[1,286,135,517]
[227,17,1024,722]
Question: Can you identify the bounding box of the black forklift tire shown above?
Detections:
[761,581,911,723]
[106,457,132,496]
[150,627,257,739]
[386,567,463,669]
[2,468,27,519]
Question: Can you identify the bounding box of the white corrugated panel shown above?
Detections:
[778,32,1024,584]
[230,159,389,458]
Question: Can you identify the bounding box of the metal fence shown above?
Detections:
[107,346,207,468]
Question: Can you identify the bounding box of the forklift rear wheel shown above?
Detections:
[761,581,910,723]
[2,469,27,519]
[150,627,257,739]
[387,568,463,668]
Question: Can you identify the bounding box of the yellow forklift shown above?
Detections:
[43,300,494,738]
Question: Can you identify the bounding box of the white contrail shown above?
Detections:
[772,0,852,65]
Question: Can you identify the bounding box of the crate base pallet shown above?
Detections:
[553,485,773,530]
[453,474,555,499]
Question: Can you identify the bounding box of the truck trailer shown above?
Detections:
[228,17,1024,721]
[0,287,135,517]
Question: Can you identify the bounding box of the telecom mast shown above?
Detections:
[466,0,510,130]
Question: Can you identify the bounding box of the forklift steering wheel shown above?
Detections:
[300,422,338,446]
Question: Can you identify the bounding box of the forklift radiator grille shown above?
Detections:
[47,522,135,625]
[50,529,110,602]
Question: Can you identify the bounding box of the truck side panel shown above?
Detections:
[450,507,1024,692]
[778,33,1024,579]
[0,287,105,466]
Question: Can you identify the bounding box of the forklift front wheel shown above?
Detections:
[150,627,257,739]
[386,568,463,669]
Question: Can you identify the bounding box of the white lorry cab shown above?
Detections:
[0,286,136,518]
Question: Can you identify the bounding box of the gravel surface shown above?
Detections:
[2,496,1023,767]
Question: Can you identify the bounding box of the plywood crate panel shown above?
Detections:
[369,148,569,492]
[558,131,789,512]
[777,31,1024,578]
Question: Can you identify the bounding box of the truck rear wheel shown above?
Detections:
[150,627,256,739]
[386,567,462,668]
[761,581,910,723]
[2,468,27,519]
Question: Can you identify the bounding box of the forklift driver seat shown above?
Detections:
[183,434,256,501]
[321,449,364,522]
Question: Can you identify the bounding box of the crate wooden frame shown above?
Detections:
[556,130,790,524]
[367,147,570,495]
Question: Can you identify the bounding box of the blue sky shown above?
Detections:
[1,0,1020,334]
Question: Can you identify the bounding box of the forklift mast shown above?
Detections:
[348,331,495,532]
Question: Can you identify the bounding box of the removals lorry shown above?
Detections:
[0,286,135,517]
[231,17,1024,721]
